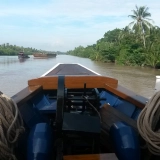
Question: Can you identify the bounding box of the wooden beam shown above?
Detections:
[28,75,118,89]
[63,153,118,160]
[28,75,147,108]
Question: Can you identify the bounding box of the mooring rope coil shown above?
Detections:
[0,93,25,160]
[137,90,160,155]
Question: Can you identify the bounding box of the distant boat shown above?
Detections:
[18,52,30,59]
[33,53,56,58]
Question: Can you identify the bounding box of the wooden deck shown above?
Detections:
[63,153,118,160]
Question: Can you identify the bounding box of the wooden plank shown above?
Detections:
[28,76,118,89]
[63,153,118,160]
[28,63,147,108]
[100,104,137,132]
[28,75,147,108]
[100,104,138,151]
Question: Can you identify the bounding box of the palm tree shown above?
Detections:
[128,5,153,48]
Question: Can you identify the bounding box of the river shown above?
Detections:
[0,55,159,98]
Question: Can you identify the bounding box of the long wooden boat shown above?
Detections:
[33,53,56,58]
[0,63,160,160]
[18,52,30,59]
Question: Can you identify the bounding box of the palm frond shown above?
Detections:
[142,12,151,18]
[145,18,154,23]
[143,20,153,28]
[142,22,149,32]
[128,21,135,29]
[128,15,137,20]
[135,5,139,12]
[132,23,140,33]
[132,10,138,17]
[154,26,159,29]
[124,26,131,32]
[144,6,149,15]
[138,6,145,17]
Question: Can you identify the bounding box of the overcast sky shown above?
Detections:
[0,0,159,52]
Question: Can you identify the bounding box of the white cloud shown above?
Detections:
[0,0,159,51]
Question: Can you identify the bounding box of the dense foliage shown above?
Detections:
[67,6,160,68]
[0,43,66,56]
[0,43,40,55]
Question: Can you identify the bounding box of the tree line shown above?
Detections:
[67,6,160,68]
[0,43,39,55]
[0,43,65,56]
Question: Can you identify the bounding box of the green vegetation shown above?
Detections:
[0,43,66,56]
[0,43,39,55]
[67,6,160,68]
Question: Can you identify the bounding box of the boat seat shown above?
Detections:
[110,121,140,160]
[27,123,54,160]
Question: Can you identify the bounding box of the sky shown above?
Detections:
[0,0,159,52]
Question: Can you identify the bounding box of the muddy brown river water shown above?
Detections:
[0,55,159,98]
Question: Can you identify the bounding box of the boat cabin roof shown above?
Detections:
[42,63,100,76]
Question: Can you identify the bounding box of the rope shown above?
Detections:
[83,95,102,122]
[0,93,25,160]
[137,90,160,155]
